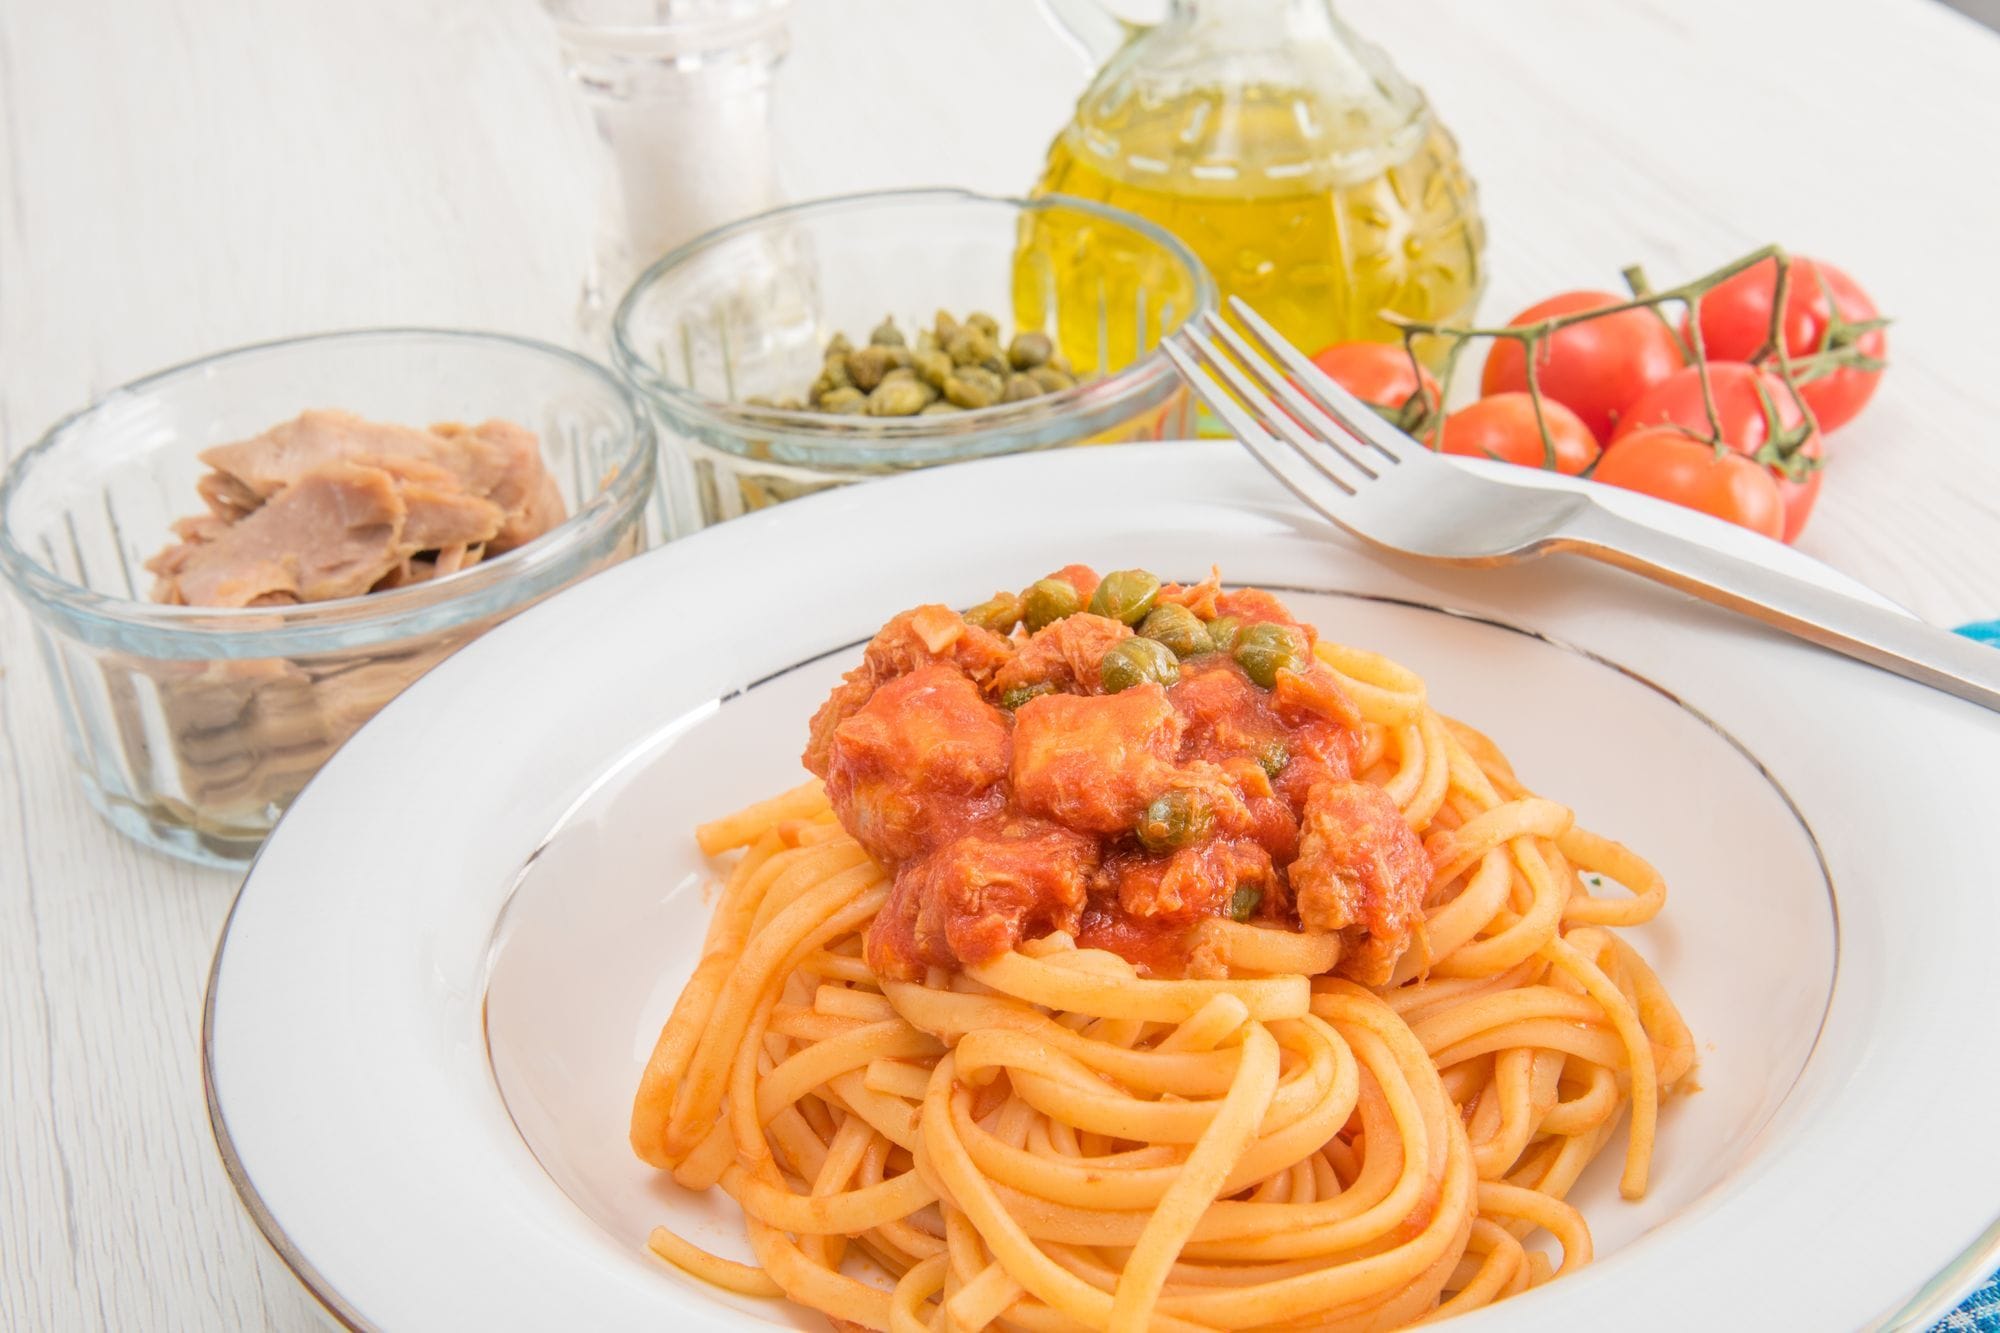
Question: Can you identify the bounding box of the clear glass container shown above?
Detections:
[1033,0,1484,364]
[611,188,1213,526]
[0,330,656,867]
[542,0,791,341]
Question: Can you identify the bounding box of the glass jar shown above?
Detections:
[1033,0,1484,364]
[543,0,791,341]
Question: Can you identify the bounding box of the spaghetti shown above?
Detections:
[631,576,1694,1332]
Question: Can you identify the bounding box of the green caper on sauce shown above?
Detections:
[1232,622,1309,689]
[1136,789,1214,854]
[1088,569,1162,626]
[1101,637,1180,693]
[977,568,1311,695]
[1021,578,1083,632]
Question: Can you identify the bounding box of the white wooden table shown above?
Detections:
[4,0,1997,1327]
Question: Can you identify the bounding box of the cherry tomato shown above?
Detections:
[1684,256,1886,433]
[1592,429,1786,540]
[1434,393,1599,475]
[1480,290,1684,442]
[1308,342,1439,413]
[1612,362,1823,542]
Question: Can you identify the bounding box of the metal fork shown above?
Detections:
[1165,297,2000,713]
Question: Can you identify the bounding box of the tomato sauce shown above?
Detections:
[802,568,1430,982]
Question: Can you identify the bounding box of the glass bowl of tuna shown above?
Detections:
[0,329,655,867]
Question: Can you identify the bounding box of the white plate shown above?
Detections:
[205,443,2000,1332]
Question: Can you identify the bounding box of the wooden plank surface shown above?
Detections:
[2,0,1995,1327]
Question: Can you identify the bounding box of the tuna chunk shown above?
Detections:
[1010,685,1184,834]
[151,409,567,608]
[430,419,565,553]
[345,454,504,555]
[200,410,564,553]
[822,664,1012,865]
[200,410,479,498]
[151,460,408,606]
[1291,780,1431,986]
[867,821,1098,979]
[989,612,1131,698]
[196,470,264,522]
[803,606,1017,775]
[204,412,409,492]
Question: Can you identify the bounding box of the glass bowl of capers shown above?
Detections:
[611,189,1214,527]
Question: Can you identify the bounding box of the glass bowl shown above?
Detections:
[611,188,1214,525]
[0,329,656,868]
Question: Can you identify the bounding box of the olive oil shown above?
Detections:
[1028,86,1484,367]
[1009,193,1206,385]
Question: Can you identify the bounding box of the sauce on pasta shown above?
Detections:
[804,568,1428,985]
[630,567,1698,1333]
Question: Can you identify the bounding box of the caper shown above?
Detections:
[914,348,953,390]
[1205,616,1245,653]
[847,345,893,392]
[1089,569,1162,626]
[1000,681,1058,710]
[1138,604,1214,658]
[963,591,1024,634]
[1100,636,1180,693]
[1233,622,1308,688]
[943,330,978,365]
[866,378,932,417]
[1008,331,1054,370]
[1257,741,1290,780]
[1136,789,1212,854]
[1001,373,1041,403]
[944,366,1004,410]
[945,329,1004,374]
[1228,885,1262,922]
[1027,365,1076,394]
[779,314,1092,419]
[1021,578,1082,632]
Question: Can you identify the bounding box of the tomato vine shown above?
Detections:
[1384,245,1876,478]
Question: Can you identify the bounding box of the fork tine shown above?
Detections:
[1195,311,1384,481]
[1173,324,1379,494]
[1226,296,1424,465]
[1163,338,1345,491]
[1163,340,1368,525]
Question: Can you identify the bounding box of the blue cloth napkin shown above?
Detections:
[1938,1275,2000,1332]
[1935,623,2000,1332]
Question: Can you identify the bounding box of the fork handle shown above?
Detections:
[1557,507,2000,713]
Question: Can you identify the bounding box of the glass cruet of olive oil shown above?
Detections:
[1028,0,1484,364]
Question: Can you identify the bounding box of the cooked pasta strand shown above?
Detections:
[630,627,1693,1332]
